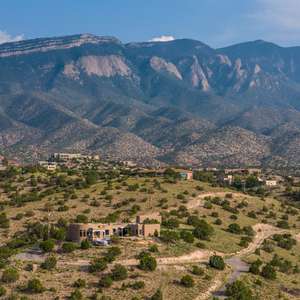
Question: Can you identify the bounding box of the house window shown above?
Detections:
[80,230,83,237]
[105,229,110,235]
[139,229,143,235]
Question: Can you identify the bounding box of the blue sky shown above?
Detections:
[1,0,300,47]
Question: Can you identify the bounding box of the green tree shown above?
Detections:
[62,242,77,253]
[180,230,194,243]
[105,247,121,262]
[180,275,194,287]
[80,239,91,250]
[89,258,107,273]
[261,263,276,280]
[193,220,214,240]
[111,264,128,281]
[225,280,254,300]
[249,259,262,275]
[40,239,55,253]
[99,275,113,288]
[209,255,225,270]
[75,214,88,224]
[227,223,242,234]
[41,256,57,270]
[139,253,157,271]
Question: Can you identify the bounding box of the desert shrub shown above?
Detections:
[148,244,159,253]
[180,275,194,287]
[243,226,255,237]
[15,213,24,220]
[41,256,57,270]
[73,278,86,288]
[160,230,180,243]
[180,230,194,243]
[162,218,179,229]
[130,280,145,290]
[249,259,262,275]
[139,253,157,271]
[1,268,19,283]
[80,239,91,250]
[111,264,128,281]
[191,265,204,276]
[50,227,66,241]
[187,215,200,227]
[62,242,77,253]
[26,278,45,293]
[39,239,55,252]
[209,255,225,270]
[75,214,88,223]
[105,247,121,262]
[150,289,163,300]
[204,201,213,209]
[227,223,242,234]
[0,213,9,228]
[0,286,6,297]
[193,220,214,240]
[99,275,113,288]
[273,234,296,250]
[89,258,107,273]
[215,219,222,225]
[247,211,257,219]
[276,220,290,229]
[225,280,254,299]
[261,263,277,280]
[69,289,83,300]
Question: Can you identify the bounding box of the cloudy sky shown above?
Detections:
[1,0,300,47]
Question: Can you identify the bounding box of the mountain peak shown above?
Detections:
[0,33,121,58]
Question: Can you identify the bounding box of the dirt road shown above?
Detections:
[186,191,252,210]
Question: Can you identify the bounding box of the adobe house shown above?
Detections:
[179,171,193,180]
[67,214,161,243]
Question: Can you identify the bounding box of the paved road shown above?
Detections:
[212,257,249,299]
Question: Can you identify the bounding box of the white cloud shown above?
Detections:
[0,30,24,45]
[149,35,175,42]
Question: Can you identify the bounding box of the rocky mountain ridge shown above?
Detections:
[1,34,300,168]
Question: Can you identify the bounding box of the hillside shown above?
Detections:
[2,34,300,167]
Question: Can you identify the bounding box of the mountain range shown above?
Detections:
[1,33,300,168]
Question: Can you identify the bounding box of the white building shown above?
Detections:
[39,161,57,171]
[51,153,100,161]
[265,180,277,187]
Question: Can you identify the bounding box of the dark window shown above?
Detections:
[105,229,110,235]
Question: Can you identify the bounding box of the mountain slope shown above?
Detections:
[1,34,300,167]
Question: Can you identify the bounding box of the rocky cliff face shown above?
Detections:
[1,34,300,168]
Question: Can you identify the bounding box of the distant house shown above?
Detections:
[265,180,277,187]
[223,175,233,185]
[205,167,219,172]
[180,171,193,180]
[122,161,137,168]
[67,213,161,243]
[39,161,57,171]
[224,168,261,175]
[51,153,100,162]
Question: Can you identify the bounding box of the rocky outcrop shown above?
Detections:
[150,56,182,80]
